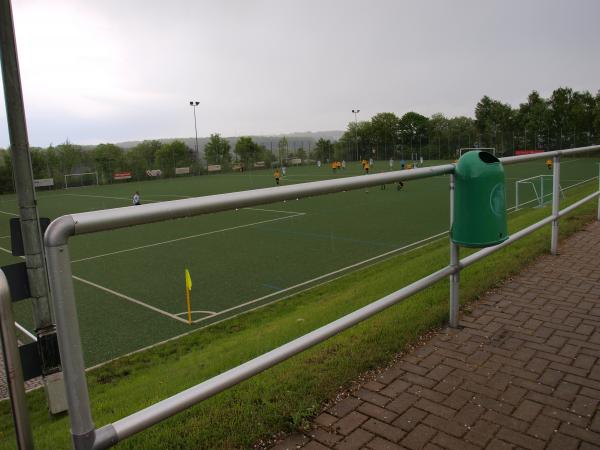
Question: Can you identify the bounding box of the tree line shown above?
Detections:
[311,86,600,162]
[0,86,597,192]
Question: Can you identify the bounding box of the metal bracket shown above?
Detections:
[10,217,50,257]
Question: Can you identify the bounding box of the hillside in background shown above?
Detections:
[113,130,344,156]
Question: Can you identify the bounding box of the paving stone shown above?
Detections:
[272,433,309,450]
[392,407,427,432]
[329,397,363,417]
[496,427,545,450]
[334,411,369,435]
[310,428,343,447]
[513,399,543,422]
[401,424,436,450]
[335,428,374,450]
[365,436,403,450]
[361,418,405,443]
[357,402,397,424]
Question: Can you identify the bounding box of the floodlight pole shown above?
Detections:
[352,109,360,161]
[190,101,200,162]
[0,0,66,413]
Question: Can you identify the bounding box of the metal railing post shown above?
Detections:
[45,238,97,449]
[551,155,561,255]
[597,163,600,221]
[449,173,460,328]
[0,269,34,449]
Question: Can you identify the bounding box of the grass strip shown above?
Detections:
[0,182,597,449]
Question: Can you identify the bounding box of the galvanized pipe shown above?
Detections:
[499,145,600,165]
[0,269,34,449]
[551,156,561,255]
[449,173,460,328]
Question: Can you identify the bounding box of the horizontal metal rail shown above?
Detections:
[41,144,600,449]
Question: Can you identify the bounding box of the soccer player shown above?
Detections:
[389,158,394,170]
[274,169,281,185]
[331,161,337,173]
[546,158,553,170]
[364,161,370,174]
[132,191,141,205]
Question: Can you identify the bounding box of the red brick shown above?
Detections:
[464,420,499,447]
[414,398,454,419]
[362,418,405,443]
[527,413,560,440]
[496,427,545,450]
[334,412,369,435]
[311,429,343,447]
[513,399,543,422]
[366,436,403,450]
[356,388,390,407]
[432,432,479,450]
[401,424,437,450]
[329,396,362,417]
[335,428,374,450]
[314,412,337,428]
[357,402,397,424]
[392,407,427,432]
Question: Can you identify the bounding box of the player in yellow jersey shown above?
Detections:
[546,158,553,170]
[364,161,370,174]
[274,168,281,185]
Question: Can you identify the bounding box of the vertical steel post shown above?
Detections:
[45,241,95,449]
[551,155,561,255]
[449,173,460,328]
[0,269,34,449]
[0,0,66,413]
[597,163,600,221]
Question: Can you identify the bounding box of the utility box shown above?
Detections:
[451,150,508,247]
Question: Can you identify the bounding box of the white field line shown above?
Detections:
[0,244,187,324]
[71,213,305,263]
[174,310,217,317]
[190,230,449,324]
[0,209,18,216]
[0,235,10,239]
[72,275,189,324]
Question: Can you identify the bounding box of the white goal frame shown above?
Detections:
[515,174,564,210]
[64,172,99,189]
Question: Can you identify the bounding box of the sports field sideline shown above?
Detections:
[1,157,598,367]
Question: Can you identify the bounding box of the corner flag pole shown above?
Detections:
[185,269,192,325]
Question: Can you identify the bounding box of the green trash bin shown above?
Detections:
[451,150,508,248]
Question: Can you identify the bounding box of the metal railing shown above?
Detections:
[36,145,600,449]
[0,269,34,449]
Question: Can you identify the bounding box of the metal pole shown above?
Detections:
[551,155,560,255]
[597,163,599,222]
[45,233,97,449]
[0,269,34,450]
[449,173,460,328]
[0,0,65,413]
[190,101,199,162]
[352,109,359,161]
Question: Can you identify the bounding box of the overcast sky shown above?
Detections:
[1,0,599,148]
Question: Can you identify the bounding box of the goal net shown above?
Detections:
[515,175,564,210]
[64,172,99,188]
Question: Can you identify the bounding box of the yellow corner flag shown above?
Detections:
[185,269,192,325]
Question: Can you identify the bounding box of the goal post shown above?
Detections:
[64,172,99,189]
[515,174,564,211]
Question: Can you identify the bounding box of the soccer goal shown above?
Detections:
[515,175,564,210]
[64,172,99,189]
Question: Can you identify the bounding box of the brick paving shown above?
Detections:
[273,221,600,450]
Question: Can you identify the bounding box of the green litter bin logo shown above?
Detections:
[489,183,505,217]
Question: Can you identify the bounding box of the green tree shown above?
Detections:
[56,141,83,175]
[155,140,192,176]
[204,134,231,166]
[311,138,334,161]
[234,136,260,165]
[92,143,125,183]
